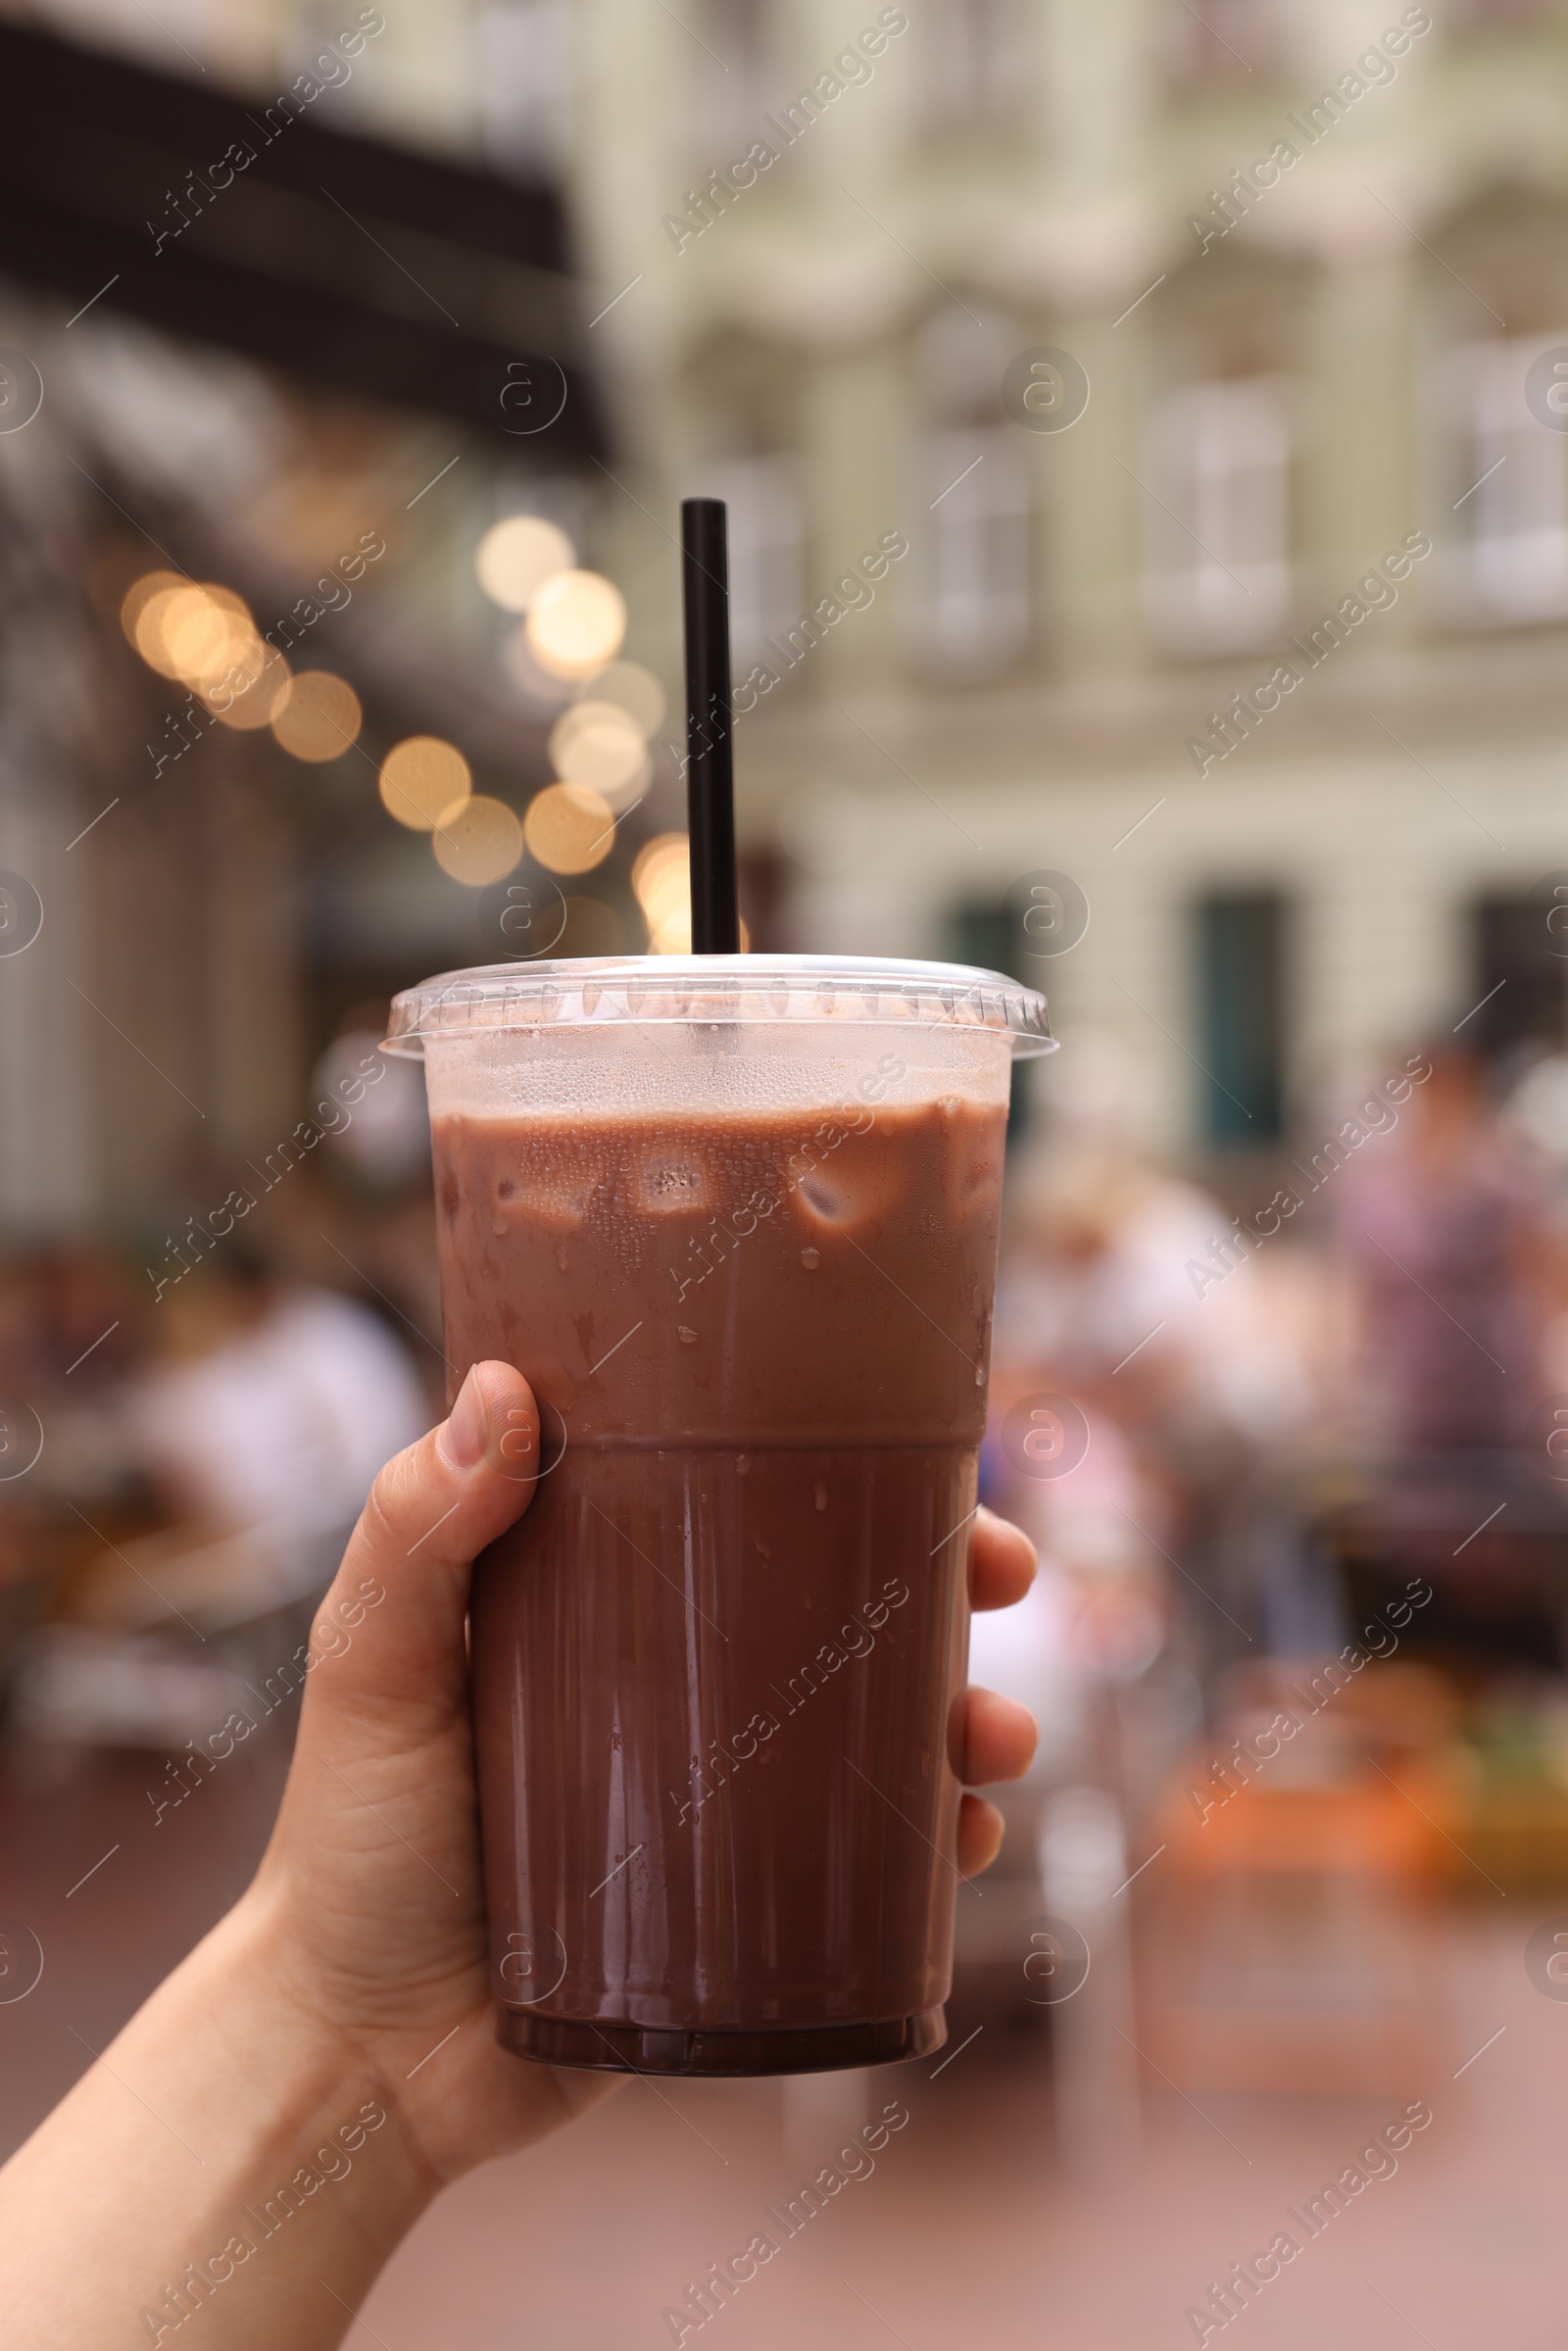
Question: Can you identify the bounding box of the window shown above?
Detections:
[914,427,1031,673]
[1444,335,1568,624]
[1142,378,1291,658]
[476,0,573,176]
[1469,895,1568,1059]
[1196,894,1287,1147]
[908,310,1032,677]
[705,455,805,666]
[924,0,1028,129]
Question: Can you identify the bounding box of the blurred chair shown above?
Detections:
[1136,1663,1460,2096]
[7,1519,330,1762]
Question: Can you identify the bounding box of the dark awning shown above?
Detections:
[0,18,607,456]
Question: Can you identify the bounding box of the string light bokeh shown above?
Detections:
[120,515,685,944]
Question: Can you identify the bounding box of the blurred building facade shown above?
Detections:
[564,0,1568,1153]
[555,0,1563,1159]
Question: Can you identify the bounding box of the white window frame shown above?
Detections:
[909,424,1031,677]
[1441,333,1568,626]
[1141,377,1292,658]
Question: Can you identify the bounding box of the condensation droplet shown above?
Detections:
[975,1363,986,1384]
[678,1325,699,1346]
[491,1219,508,1238]
[800,1247,821,1270]
[736,1453,751,1477]
[814,1482,828,1512]
[753,1537,771,1561]
[555,1244,568,1272]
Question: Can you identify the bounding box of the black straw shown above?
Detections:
[681,497,739,955]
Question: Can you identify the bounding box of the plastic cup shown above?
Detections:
[385,954,1053,2074]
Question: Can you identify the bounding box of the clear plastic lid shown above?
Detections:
[383,955,1054,1060]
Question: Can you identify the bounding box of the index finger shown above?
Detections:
[968,1504,1036,1612]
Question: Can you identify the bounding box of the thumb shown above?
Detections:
[299,1359,539,1739]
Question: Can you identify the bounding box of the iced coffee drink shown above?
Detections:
[385,956,1052,2074]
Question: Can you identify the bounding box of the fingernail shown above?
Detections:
[439,1367,487,1471]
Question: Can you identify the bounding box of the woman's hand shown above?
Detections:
[257,1361,1040,2188]
[245,1358,606,2190]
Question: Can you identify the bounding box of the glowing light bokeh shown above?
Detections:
[131,579,257,691]
[524,570,626,679]
[432,794,525,885]
[166,595,235,681]
[549,703,649,809]
[270,671,364,762]
[628,836,748,953]
[631,832,691,953]
[522,781,616,874]
[379,736,472,831]
[120,571,183,649]
[215,651,291,730]
[475,514,576,612]
[133,585,199,676]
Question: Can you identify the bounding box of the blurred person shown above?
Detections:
[1289,1046,1568,1680]
[0,1362,1040,2346]
[1333,1045,1542,1456]
[9,1248,431,1750]
[988,1054,1322,1799]
[994,1097,1313,1462]
[125,1246,427,1571]
[1501,1048,1568,1393]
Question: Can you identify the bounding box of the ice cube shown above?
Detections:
[633,1156,711,1215]
[788,1137,906,1238]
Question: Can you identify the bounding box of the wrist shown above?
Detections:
[200,1882,439,2246]
[0,1884,438,2351]
[121,1884,438,2342]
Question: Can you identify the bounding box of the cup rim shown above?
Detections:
[384,954,1055,1060]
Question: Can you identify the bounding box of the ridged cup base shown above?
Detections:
[498,2006,947,2076]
